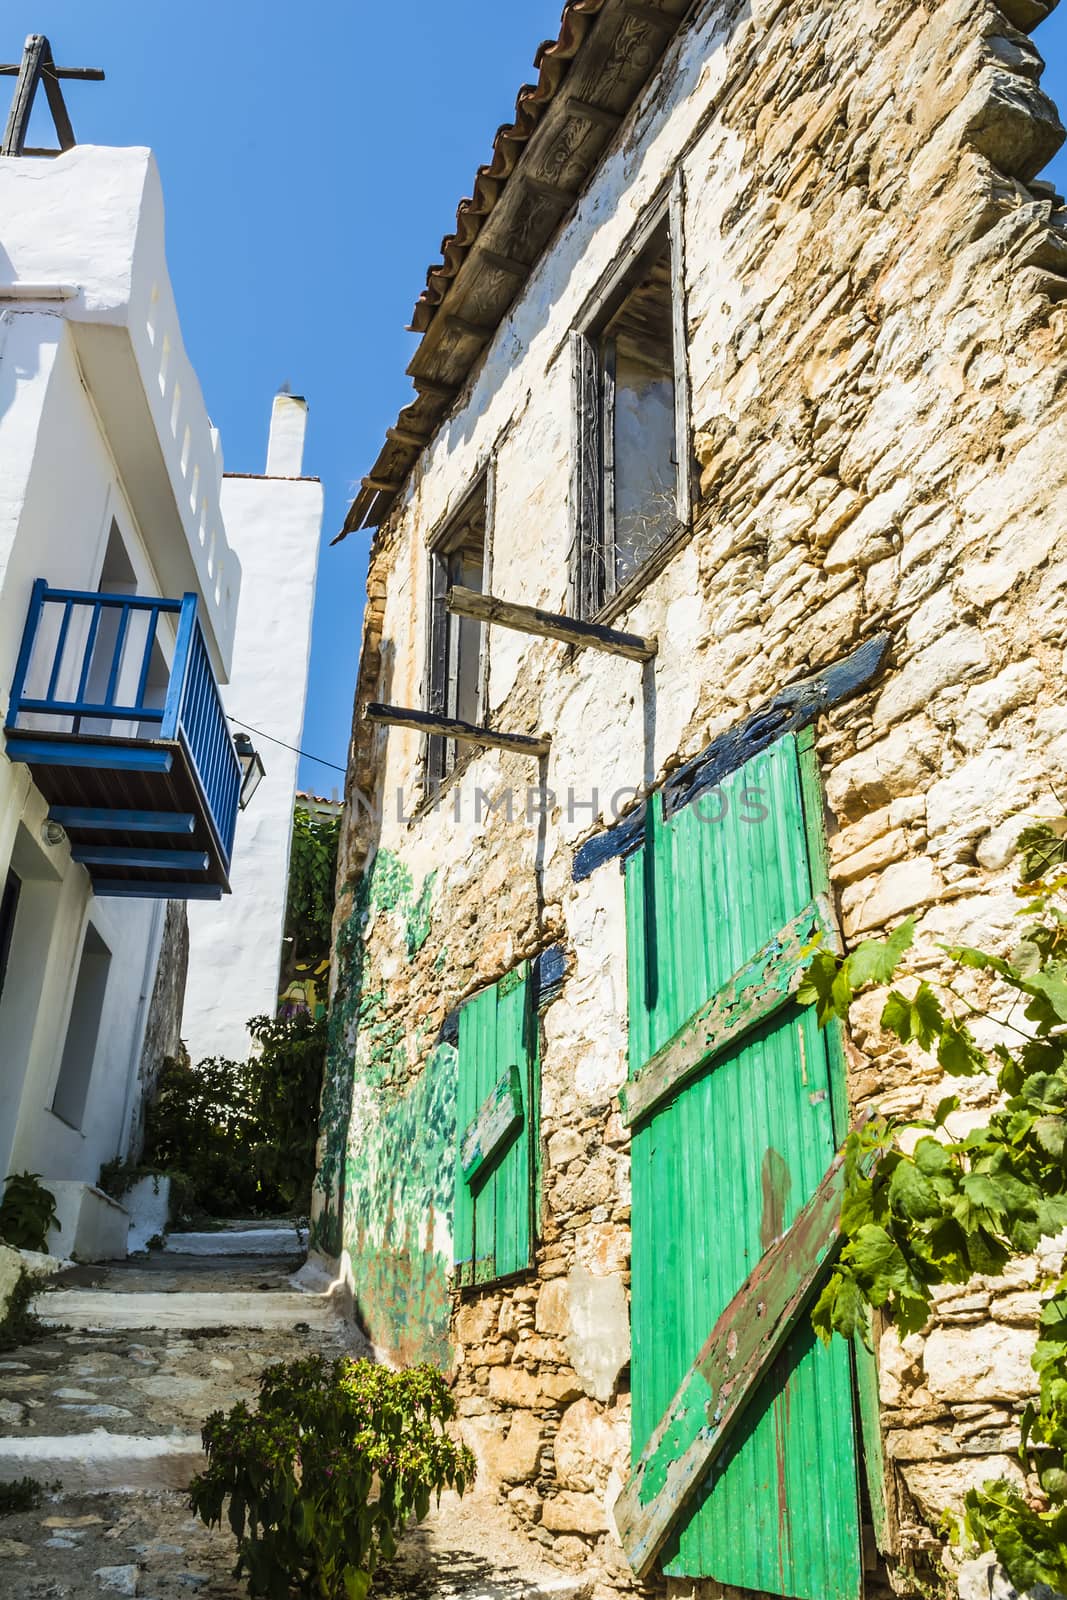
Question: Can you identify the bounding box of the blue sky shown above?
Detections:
[4,4,1067,790]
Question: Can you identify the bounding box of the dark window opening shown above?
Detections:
[426,485,487,789]
[0,870,20,1007]
[573,215,688,619]
[52,923,111,1132]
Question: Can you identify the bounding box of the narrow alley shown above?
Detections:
[0,1232,588,1600]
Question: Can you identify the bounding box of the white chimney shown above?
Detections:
[266,392,308,476]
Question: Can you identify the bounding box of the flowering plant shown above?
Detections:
[190,1354,475,1598]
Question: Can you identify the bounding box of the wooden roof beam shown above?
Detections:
[447,585,657,663]
[365,702,549,758]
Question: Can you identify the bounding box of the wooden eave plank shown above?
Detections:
[613,1153,848,1578]
[448,584,656,661]
[619,896,841,1127]
[460,1063,524,1184]
[364,702,550,757]
[348,0,693,535]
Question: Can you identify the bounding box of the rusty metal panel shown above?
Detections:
[454,963,534,1286]
[624,732,861,1599]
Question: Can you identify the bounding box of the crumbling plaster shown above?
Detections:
[320,0,1067,1592]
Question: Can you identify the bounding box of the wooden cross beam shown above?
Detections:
[447,585,657,663]
[1,34,104,158]
[364,702,550,758]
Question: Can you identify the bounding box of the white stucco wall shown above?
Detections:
[0,311,172,1189]
[182,397,323,1063]
[0,144,261,1207]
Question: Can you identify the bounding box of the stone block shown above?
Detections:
[455,1299,500,1346]
[536,1278,571,1337]
[923,1324,1037,1402]
[488,1367,542,1409]
[841,856,942,936]
[486,1408,544,1484]
[540,1490,608,1536]
[555,1397,629,1492]
[565,1266,630,1404]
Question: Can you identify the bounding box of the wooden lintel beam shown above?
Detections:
[447,585,657,663]
[619,897,840,1128]
[386,426,431,450]
[568,97,623,129]
[613,1153,849,1578]
[361,475,402,495]
[365,702,549,758]
[445,314,493,343]
[479,248,531,279]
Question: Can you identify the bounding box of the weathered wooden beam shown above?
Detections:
[524,176,576,205]
[386,425,431,449]
[621,0,677,27]
[2,34,46,157]
[361,475,403,494]
[411,376,461,400]
[568,97,623,129]
[573,632,892,881]
[460,1064,524,1184]
[479,248,531,278]
[613,1154,848,1578]
[445,314,493,343]
[447,585,657,663]
[41,57,75,149]
[619,897,840,1127]
[365,702,550,758]
[0,63,105,78]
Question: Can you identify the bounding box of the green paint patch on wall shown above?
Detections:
[312,849,456,1365]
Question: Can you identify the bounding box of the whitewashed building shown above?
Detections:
[183,395,323,1064]
[0,41,309,1256]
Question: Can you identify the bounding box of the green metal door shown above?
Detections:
[622,733,862,1598]
[453,963,536,1288]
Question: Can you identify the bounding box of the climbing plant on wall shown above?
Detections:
[800,818,1067,1592]
[285,805,341,969]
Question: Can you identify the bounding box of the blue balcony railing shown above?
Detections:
[5,580,241,895]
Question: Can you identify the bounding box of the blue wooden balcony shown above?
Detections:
[4,581,242,899]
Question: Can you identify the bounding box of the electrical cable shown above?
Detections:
[227,714,347,773]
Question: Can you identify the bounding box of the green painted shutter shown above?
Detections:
[624,732,862,1599]
[454,963,536,1287]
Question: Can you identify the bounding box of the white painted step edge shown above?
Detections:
[163,1227,308,1256]
[0,1431,203,1492]
[34,1289,341,1331]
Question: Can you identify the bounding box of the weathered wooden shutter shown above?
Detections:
[616,731,864,1600]
[425,548,449,788]
[569,332,602,620]
[453,962,536,1288]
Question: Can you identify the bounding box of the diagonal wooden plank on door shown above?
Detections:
[619,895,841,1128]
[613,1150,847,1579]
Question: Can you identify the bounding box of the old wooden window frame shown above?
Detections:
[570,169,693,623]
[423,465,496,794]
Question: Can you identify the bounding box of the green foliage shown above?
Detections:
[286,806,341,966]
[189,1353,475,1599]
[801,848,1067,1590]
[142,1016,327,1220]
[0,1475,50,1515]
[143,1053,270,1219]
[0,1270,43,1353]
[0,1173,57,1253]
[248,1012,328,1213]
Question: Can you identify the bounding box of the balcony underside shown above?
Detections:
[5,729,229,899]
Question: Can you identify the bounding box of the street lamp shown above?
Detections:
[234,732,265,809]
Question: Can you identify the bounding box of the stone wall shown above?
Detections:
[129,901,188,1163]
[320,0,1067,1593]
